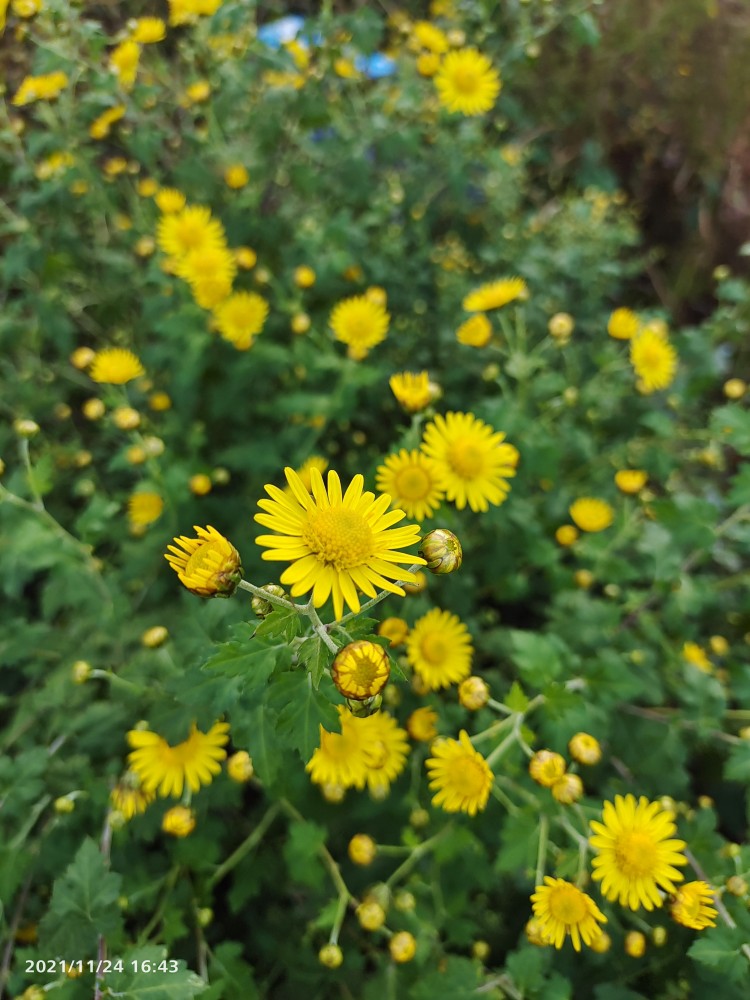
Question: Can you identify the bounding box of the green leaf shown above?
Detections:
[39,838,123,955]
[508,631,566,687]
[283,820,327,890]
[688,926,750,983]
[333,616,379,641]
[208,942,260,1000]
[408,956,480,1000]
[203,629,287,688]
[266,672,340,760]
[297,634,333,689]
[254,605,301,642]
[724,744,750,783]
[102,946,207,998]
[711,404,750,456]
[504,681,529,713]
[728,465,750,506]
[232,703,283,785]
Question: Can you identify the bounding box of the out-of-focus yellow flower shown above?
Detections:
[224,164,249,189]
[12,71,69,106]
[109,41,140,91]
[130,16,166,44]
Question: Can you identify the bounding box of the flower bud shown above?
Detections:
[227,751,254,783]
[726,875,747,896]
[165,526,242,598]
[472,940,490,961]
[529,750,566,788]
[318,943,343,968]
[251,584,288,617]
[624,930,646,958]
[333,641,390,701]
[419,528,462,574]
[568,732,602,765]
[162,805,196,837]
[141,626,168,648]
[54,796,75,814]
[458,676,490,710]
[348,834,377,866]
[389,931,417,963]
[197,907,213,927]
[652,926,667,946]
[14,418,40,438]
[72,660,92,683]
[393,890,415,912]
[356,900,386,931]
[551,772,583,804]
[525,918,548,947]
[346,695,383,718]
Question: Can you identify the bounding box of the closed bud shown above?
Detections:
[227,751,254,783]
[347,695,383,718]
[472,940,490,960]
[356,900,386,931]
[321,782,346,803]
[251,584,287,618]
[624,931,646,958]
[458,676,490,710]
[54,796,75,814]
[197,907,213,927]
[726,875,747,896]
[410,807,430,828]
[419,528,462,574]
[14,418,40,438]
[723,379,746,399]
[72,660,92,683]
[348,834,377,866]
[551,772,583,804]
[389,931,417,963]
[394,890,415,912]
[652,926,667,946]
[318,943,343,968]
[141,626,169,648]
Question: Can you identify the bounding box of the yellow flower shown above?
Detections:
[378,617,409,647]
[177,244,236,309]
[670,881,718,930]
[529,750,566,788]
[165,525,240,598]
[406,607,472,689]
[235,245,258,269]
[12,0,42,17]
[109,40,141,91]
[682,641,711,673]
[417,52,441,77]
[88,104,125,140]
[294,265,316,288]
[615,469,648,494]
[607,307,640,340]
[157,205,226,260]
[421,411,517,512]
[71,347,95,371]
[306,707,372,789]
[131,16,166,43]
[456,313,492,347]
[624,930,646,957]
[569,498,614,533]
[389,371,434,413]
[224,164,249,189]
[89,347,144,384]
[155,188,187,214]
[551,772,584,804]
[212,291,269,349]
[358,710,410,795]
[458,675,489,710]
[630,329,678,393]
[330,295,390,360]
[190,473,212,496]
[162,805,196,837]
[375,449,445,522]
[390,931,417,963]
[724,378,746,400]
[425,729,493,815]
[185,80,211,104]
[406,706,438,742]
[127,721,230,797]
[334,57,360,79]
[127,492,164,528]
[12,70,68,106]
[568,732,602,766]
[463,277,526,312]
[555,525,578,546]
[35,151,74,180]
[589,794,688,910]
[332,640,391,701]
[530,878,607,951]
[226,750,254,783]
[413,20,449,53]
[110,772,155,820]
[254,466,425,621]
[434,48,501,115]
[141,626,169,648]
[348,833,377,865]
[548,313,575,340]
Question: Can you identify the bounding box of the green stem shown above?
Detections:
[208,802,281,889]
[534,815,549,886]
[384,826,452,889]
[237,579,301,612]
[305,598,340,655]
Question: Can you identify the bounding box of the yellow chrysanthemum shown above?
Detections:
[670,881,718,930]
[12,71,68,106]
[531,878,607,951]
[224,164,249,189]
[332,640,391,701]
[177,244,236,309]
[378,617,409,648]
[254,467,425,621]
[157,205,226,260]
[307,707,404,790]
[127,491,164,528]
[406,607,472,689]
[155,188,187,214]
[130,16,166,43]
[212,291,268,349]
[413,20,449,54]
[568,733,602,766]
[529,750,566,788]
[88,104,126,140]
[456,313,492,347]
[425,729,492,815]
[406,706,439,742]
[358,711,410,795]
[168,0,222,26]
[615,470,648,494]
[630,329,678,393]
[682,641,711,673]
[375,449,445,522]
[589,794,688,910]
[607,307,640,340]
[12,0,42,18]
[165,525,242,597]
[89,347,144,385]
[127,721,230,798]
[421,411,517,512]
[434,48,501,115]
[330,295,390,360]
[292,456,329,493]
[109,40,140,91]
[463,277,526,312]
[162,805,196,837]
[569,498,614,533]
[389,371,434,413]
[109,771,155,820]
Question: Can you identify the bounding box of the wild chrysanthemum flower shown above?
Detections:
[615,469,648,494]
[212,291,268,349]
[109,771,155,820]
[406,607,472,689]
[157,205,226,260]
[630,329,678,393]
[568,732,602,765]
[551,772,584,804]
[127,721,230,797]
[12,71,69,106]
[434,48,501,116]
[670,881,718,930]
[530,878,607,951]
[226,750,254,783]
[463,277,526,312]
[607,307,640,340]
[178,244,236,309]
[128,491,164,528]
[155,188,187,214]
[425,729,493,815]
[529,750,566,788]
[330,295,390,360]
[109,40,141,90]
[421,411,517,512]
[378,616,409,647]
[89,347,144,384]
[456,313,492,346]
[406,706,438,742]
[376,449,445,521]
[389,371,435,413]
[359,711,410,795]
[224,163,249,189]
[413,20,449,54]
[130,16,166,43]
[569,498,614,532]
[332,640,391,701]
[589,794,688,910]
[682,641,711,672]
[292,456,329,493]
[89,104,126,140]
[165,525,242,597]
[306,707,373,789]
[162,805,196,837]
[254,467,425,621]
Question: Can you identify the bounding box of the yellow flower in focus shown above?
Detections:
[421,411,517,512]
[109,41,141,91]
[88,105,126,139]
[670,881,718,930]
[529,750,566,788]
[157,205,226,259]
[12,71,68,106]
[376,449,445,521]
[569,498,614,533]
[330,295,389,360]
[378,617,409,648]
[224,164,249,189]
[456,313,492,347]
[530,878,607,951]
[463,277,526,312]
[589,794,688,910]
[130,17,166,44]
[682,641,711,673]
[389,371,434,413]
[212,291,269,350]
[110,771,155,820]
[434,48,501,116]
[630,329,678,393]
[165,524,242,597]
[615,469,648,494]
[406,706,438,742]
[128,492,164,528]
[607,307,640,340]
[254,467,424,621]
[155,188,187,214]
[406,607,472,690]
[127,721,230,797]
[426,729,492,815]
[162,805,196,837]
[89,347,144,384]
[332,640,391,701]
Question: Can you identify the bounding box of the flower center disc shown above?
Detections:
[395,466,431,500]
[615,831,659,878]
[303,508,373,570]
[420,634,447,664]
[350,655,379,689]
[453,67,479,94]
[448,440,484,478]
[548,885,588,925]
[447,757,486,796]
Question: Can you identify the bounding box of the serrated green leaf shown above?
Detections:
[333,617,379,641]
[297,634,332,688]
[254,605,301,642]
[231,703,283,785]
[508,631,566,686]
[103,946,207,998]
[203,633,287,689]
[266,671,339,759]
[504,681,529,712]
[408,956,480,1000]
[688,926,750,982]
[208,942,260,1000]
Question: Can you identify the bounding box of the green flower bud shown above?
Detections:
[251,583,287,618]
[419,528,462,574]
